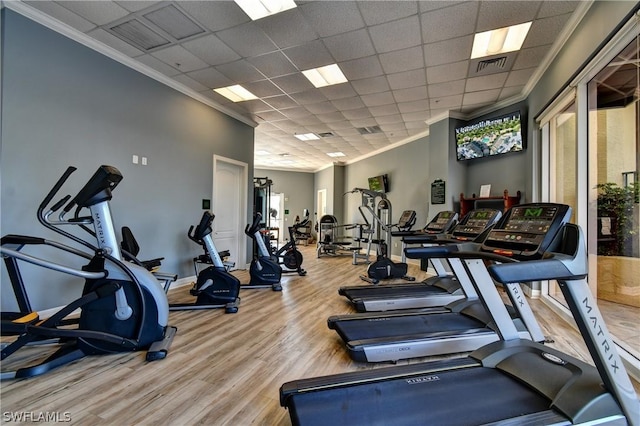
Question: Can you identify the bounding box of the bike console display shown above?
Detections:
[481,204,572,258]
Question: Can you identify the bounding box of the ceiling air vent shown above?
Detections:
[356,126,382,135]
[476,56,508,73]
[110,19,170,51]
[318,132,335,138]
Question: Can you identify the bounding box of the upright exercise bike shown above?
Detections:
[245,213,283,291]
[0,165,177,379]
[168,211,241,313]
[269,210,308,276]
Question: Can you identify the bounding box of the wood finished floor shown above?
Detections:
[1,244,638,425]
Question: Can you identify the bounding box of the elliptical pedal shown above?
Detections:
[146,325,177,362]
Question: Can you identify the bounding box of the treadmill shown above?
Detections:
[327,204,564,363]
[280,206,640,426]
[339,209,501,312]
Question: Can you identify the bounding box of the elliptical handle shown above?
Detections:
[50,195,71,213]
[189,211,214,243]
[38,166,77,213]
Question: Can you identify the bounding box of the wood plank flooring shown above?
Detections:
[1,245,638,425]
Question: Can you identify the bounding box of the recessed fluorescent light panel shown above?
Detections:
[326,152,345,158]
[234,0,297,21]
[471,22,532,59]
[302,64,348,88]
[294,133,320,141]
[214,85,258,102]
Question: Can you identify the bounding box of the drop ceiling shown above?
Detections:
[15,0,585,171]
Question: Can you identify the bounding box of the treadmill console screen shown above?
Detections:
[482,204,570,258]
[425,211,457,233]
[451,209,501,240]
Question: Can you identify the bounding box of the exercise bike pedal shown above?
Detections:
[146,325,177,362]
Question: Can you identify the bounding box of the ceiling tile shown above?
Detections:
[476,1,541,32]
[262,95,298,110]
[351,75,390,95]
[173,73,209,92]
[398,100,430,113]
[512,45,551,70]
[537,1,580,18]
[151,45,209,72]
[305,101,338,114]
[462,89,501,106]
[419,1,465,13]
[401,110,430,121]
[25,1,96,32]
[357,1,418,26]
[393,85,428,102]
[299,2,366,37]
[280,106,312,119]
[115,1,161,13]
[136,53,181,76]
[342,108,373,120]
[379,46,424,74]
[429,93,463,109]
[427,60,469,84]
[271,73,315,94]
[375,114,403,125]
[283,40,335,70]
[387,68,427,90]
[319,84,358,100]
[420,2,478,44]
[182,34,241,66]
[57,1,130,26]
[360,91,395,107]
[428,79,466,97]
[290,90,328,105]
[256,8,319,49]
[522,13,574,49]
[255,109,288,122]
[369,15,421,54]
[505,68,536,87]
[368,104,400,117]
[247,51,298,78]
[316,111,347,123]
[216,22,278,58]
[340,55,384,80]
[215,59,265,84]
[186,67,234,88]
[465,72,508,91]
[331,96,367,111]
[499,85,524,99]
[238,99,275,113]
[423,35,473,67]
[323,29,376,62]
[243,79,285,98]
[349,117,379,128]
[327,121,358,131]
[178,1,250,32]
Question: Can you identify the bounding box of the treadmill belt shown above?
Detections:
[347,285,446,299]
[287,366,553,426]
[333,312,485,341]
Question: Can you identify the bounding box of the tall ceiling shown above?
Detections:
[16,0,583,171]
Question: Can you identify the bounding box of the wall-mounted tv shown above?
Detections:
[368,174,389,193]
[455,111,525,161]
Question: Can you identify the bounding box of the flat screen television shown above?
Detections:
[368,174,389,193]
[455,111,524,161]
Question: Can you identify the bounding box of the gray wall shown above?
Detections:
[254,168,314,239]
[1,10,255,311]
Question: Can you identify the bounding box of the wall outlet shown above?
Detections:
[132,154,139,164]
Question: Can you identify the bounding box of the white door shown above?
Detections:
[213,156,247,269]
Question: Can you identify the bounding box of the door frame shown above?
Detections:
[213,155,248,268]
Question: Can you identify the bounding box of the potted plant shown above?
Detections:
[596,182,639,256]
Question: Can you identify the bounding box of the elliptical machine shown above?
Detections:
[168,211,241,313]
[245,213,283,291]
[347,188,414,284]
[0,165,177,379]
[269,210,308,276]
